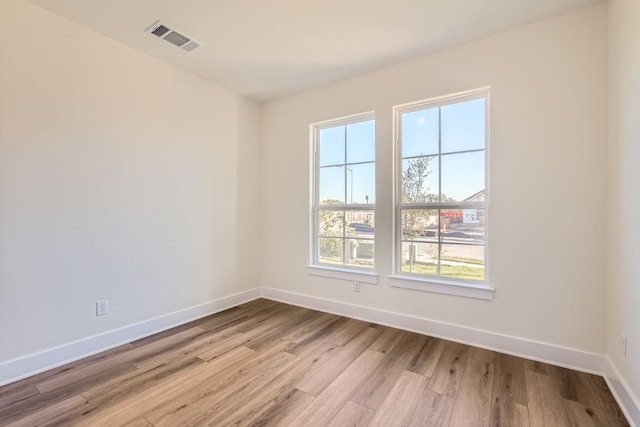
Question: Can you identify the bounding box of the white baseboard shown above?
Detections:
[260,287,604,375]
[604,358,640,427]
[0,288,261,387]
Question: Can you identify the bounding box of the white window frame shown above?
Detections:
[390,88,494,300]
[308,112,378,284]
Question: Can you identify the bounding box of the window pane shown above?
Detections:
[401,156,438,203]
[319,126,345,166]
[318,210,344,238]
[346,210,375,238]
[441,209,485,244]
[400,242,439,274]
[319,238,343,265]
[347,163,375,204]
[401,209,439,241]
[319,165,345,204]
[441,151,484,202]
[440,244,485,281]
[346,119,375,163]
[441,98,485,153]
[402,108,439,157]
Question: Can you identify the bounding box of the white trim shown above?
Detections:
[0,288,261,387]
[307,265,378,284]
[389,274,494,300]
[260,287,603,374]
[604,358,640,427]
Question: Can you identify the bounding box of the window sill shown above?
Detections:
[307,265,378,284]
[389,275,494,300]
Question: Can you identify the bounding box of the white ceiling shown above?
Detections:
[27,0,601,102]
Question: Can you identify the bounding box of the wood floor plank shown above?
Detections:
[582,374,631,426]
[449,358,495,427]
[350,331,424,410]
[290,350,385,426]
[204,340,339,426]
[245,389,315,427]
[5,394,87,427]
[245,308,321,351]
[563,398,613,427]
[294,326,381,396]
[525,370,572,427]
[492,353,528,405]
[490,397,530,427]
[288,317,352,355]
[282,312,341,344]
[324,318,371,346]
[368,370,428,427]
[406,389,455,427]
[328,401,376,427]
[77,345,257,426]
[133,327,240,369]
[147,341,296,426]
[78,356,204,416]
[227,387,316,427]
[35,326,207,394]
[367,325,405,354]
[427,341,469,397]
[0,299,631,427]
[405,335,446,378]
[0,384,39,414]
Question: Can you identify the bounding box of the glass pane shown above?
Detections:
[345,210,375,238]
[319,126,345,166]
[441,209,485,244]
[346,119,375,164]
[353,239,374,268]
[441,98,485,153]
[319,238,343,265]
[441,151,484,202]
[400,242,439,274]
[401,156,438,203]
[318,210,344,238]
[347,163,375,204]
[402,108,439,157]
[401,209,439,241]
[319,165,345,205]
[440,244,485,281]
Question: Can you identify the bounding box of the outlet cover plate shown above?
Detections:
[96,300,108,316]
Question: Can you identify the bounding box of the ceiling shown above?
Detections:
[26,0,601,102]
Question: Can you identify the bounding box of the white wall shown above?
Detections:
[261,5,607,353]
[0,0,261,363]
[607,0,640,407]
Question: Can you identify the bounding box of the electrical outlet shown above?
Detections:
[621,335,627,358]
[96,300,108,316]
[354,282,360,292]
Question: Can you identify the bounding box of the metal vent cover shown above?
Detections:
[146,21,202,52]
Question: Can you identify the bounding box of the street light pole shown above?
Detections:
[347,167,354,204]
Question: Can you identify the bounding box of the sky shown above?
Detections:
[318,97,486,204]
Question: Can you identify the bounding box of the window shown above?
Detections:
[311,113,375,272]
[395,88,489,287]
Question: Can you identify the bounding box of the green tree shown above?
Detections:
[402,156,434,238]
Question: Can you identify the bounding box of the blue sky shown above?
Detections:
[318,98,485,204]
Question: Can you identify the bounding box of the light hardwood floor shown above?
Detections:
[0,299,630,426]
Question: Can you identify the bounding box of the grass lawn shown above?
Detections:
[402,262,484,281]
[440,255,484,265]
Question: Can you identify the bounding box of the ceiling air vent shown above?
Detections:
[146,21,201,52]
